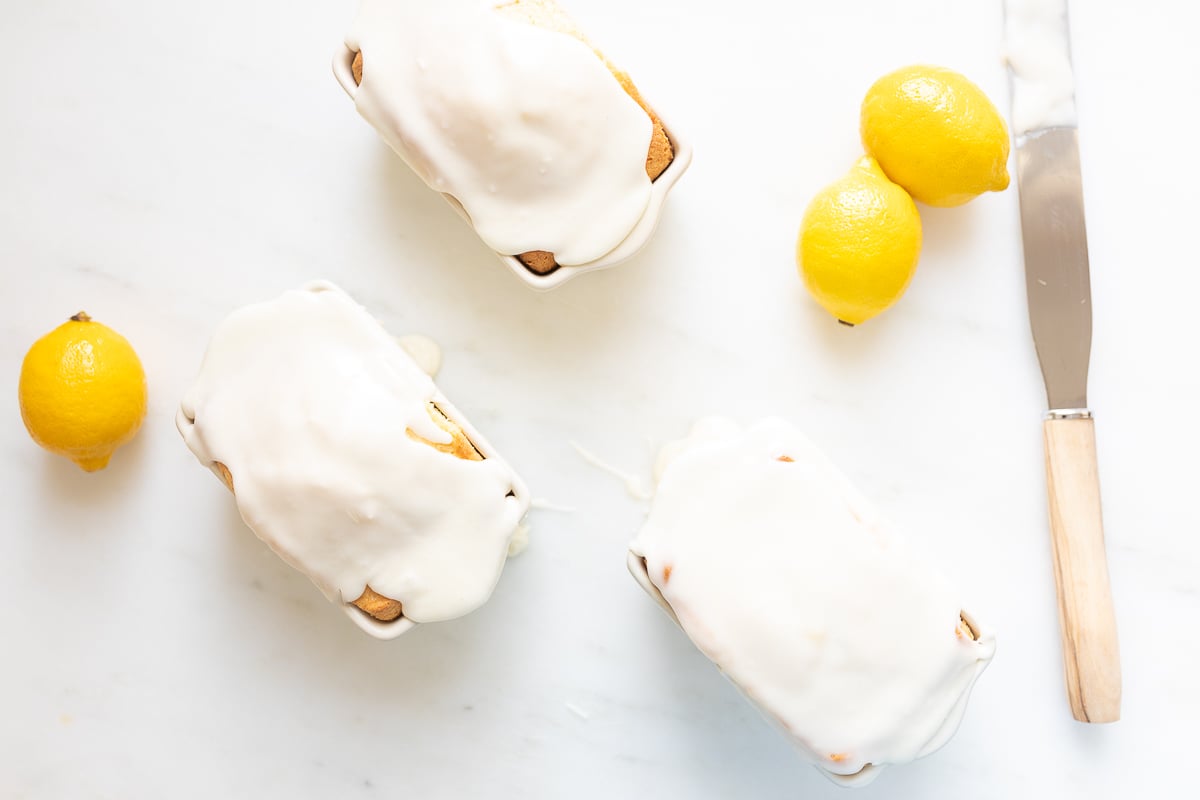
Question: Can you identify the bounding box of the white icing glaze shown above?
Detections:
[507,522,530,557]
[177,281,529,625]
[1004,0,1077,134]
[346,0,654,266]
[630,418,994,784]
[397,333,442,377]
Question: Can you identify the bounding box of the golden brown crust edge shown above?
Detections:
[957,613,980,642]
[213,402,484,624]
[350,18,676,278]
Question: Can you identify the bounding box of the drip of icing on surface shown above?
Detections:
[347,0,653,265]
[570,441,651,500]
[531,497,576,513]
[630,418,994,783]
[1004,0,1077,133]
[177,282,526,623]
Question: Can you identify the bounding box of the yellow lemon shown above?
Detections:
[797,156,922,325]
[861,65,1010,207]
[19,312,147,471]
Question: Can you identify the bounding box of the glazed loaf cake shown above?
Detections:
[346,0,675,275]
[177,282,529,636]
[629,418,995,786]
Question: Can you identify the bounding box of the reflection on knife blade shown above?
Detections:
[1004,0,1077,136]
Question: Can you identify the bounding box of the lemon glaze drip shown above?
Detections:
[631,418,995,783]
[346,0,653,266]
[177,282,527,623]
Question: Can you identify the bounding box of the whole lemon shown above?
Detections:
[797,156,922,325]
[861,65,1010,207]
[19,312,147,471]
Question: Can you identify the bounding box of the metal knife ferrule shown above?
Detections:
[1046,408,1092,421]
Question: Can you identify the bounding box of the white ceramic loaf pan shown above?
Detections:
[333,43,692,291]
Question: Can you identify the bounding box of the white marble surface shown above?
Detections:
[1,1,1196,797]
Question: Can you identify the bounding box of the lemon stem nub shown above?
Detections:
[70,312,92,323]
[838,320,856,328]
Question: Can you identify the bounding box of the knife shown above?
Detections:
[1005,0,1121,723]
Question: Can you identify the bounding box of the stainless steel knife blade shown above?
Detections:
[1006,0,1090,412]
[1016,127,1091,411]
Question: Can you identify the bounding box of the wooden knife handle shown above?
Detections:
[1043,416,1121,723]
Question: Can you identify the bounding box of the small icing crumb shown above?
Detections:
[507,522,531,557]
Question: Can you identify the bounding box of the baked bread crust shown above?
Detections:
[213,402,485,624]
[350,0,674,275]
